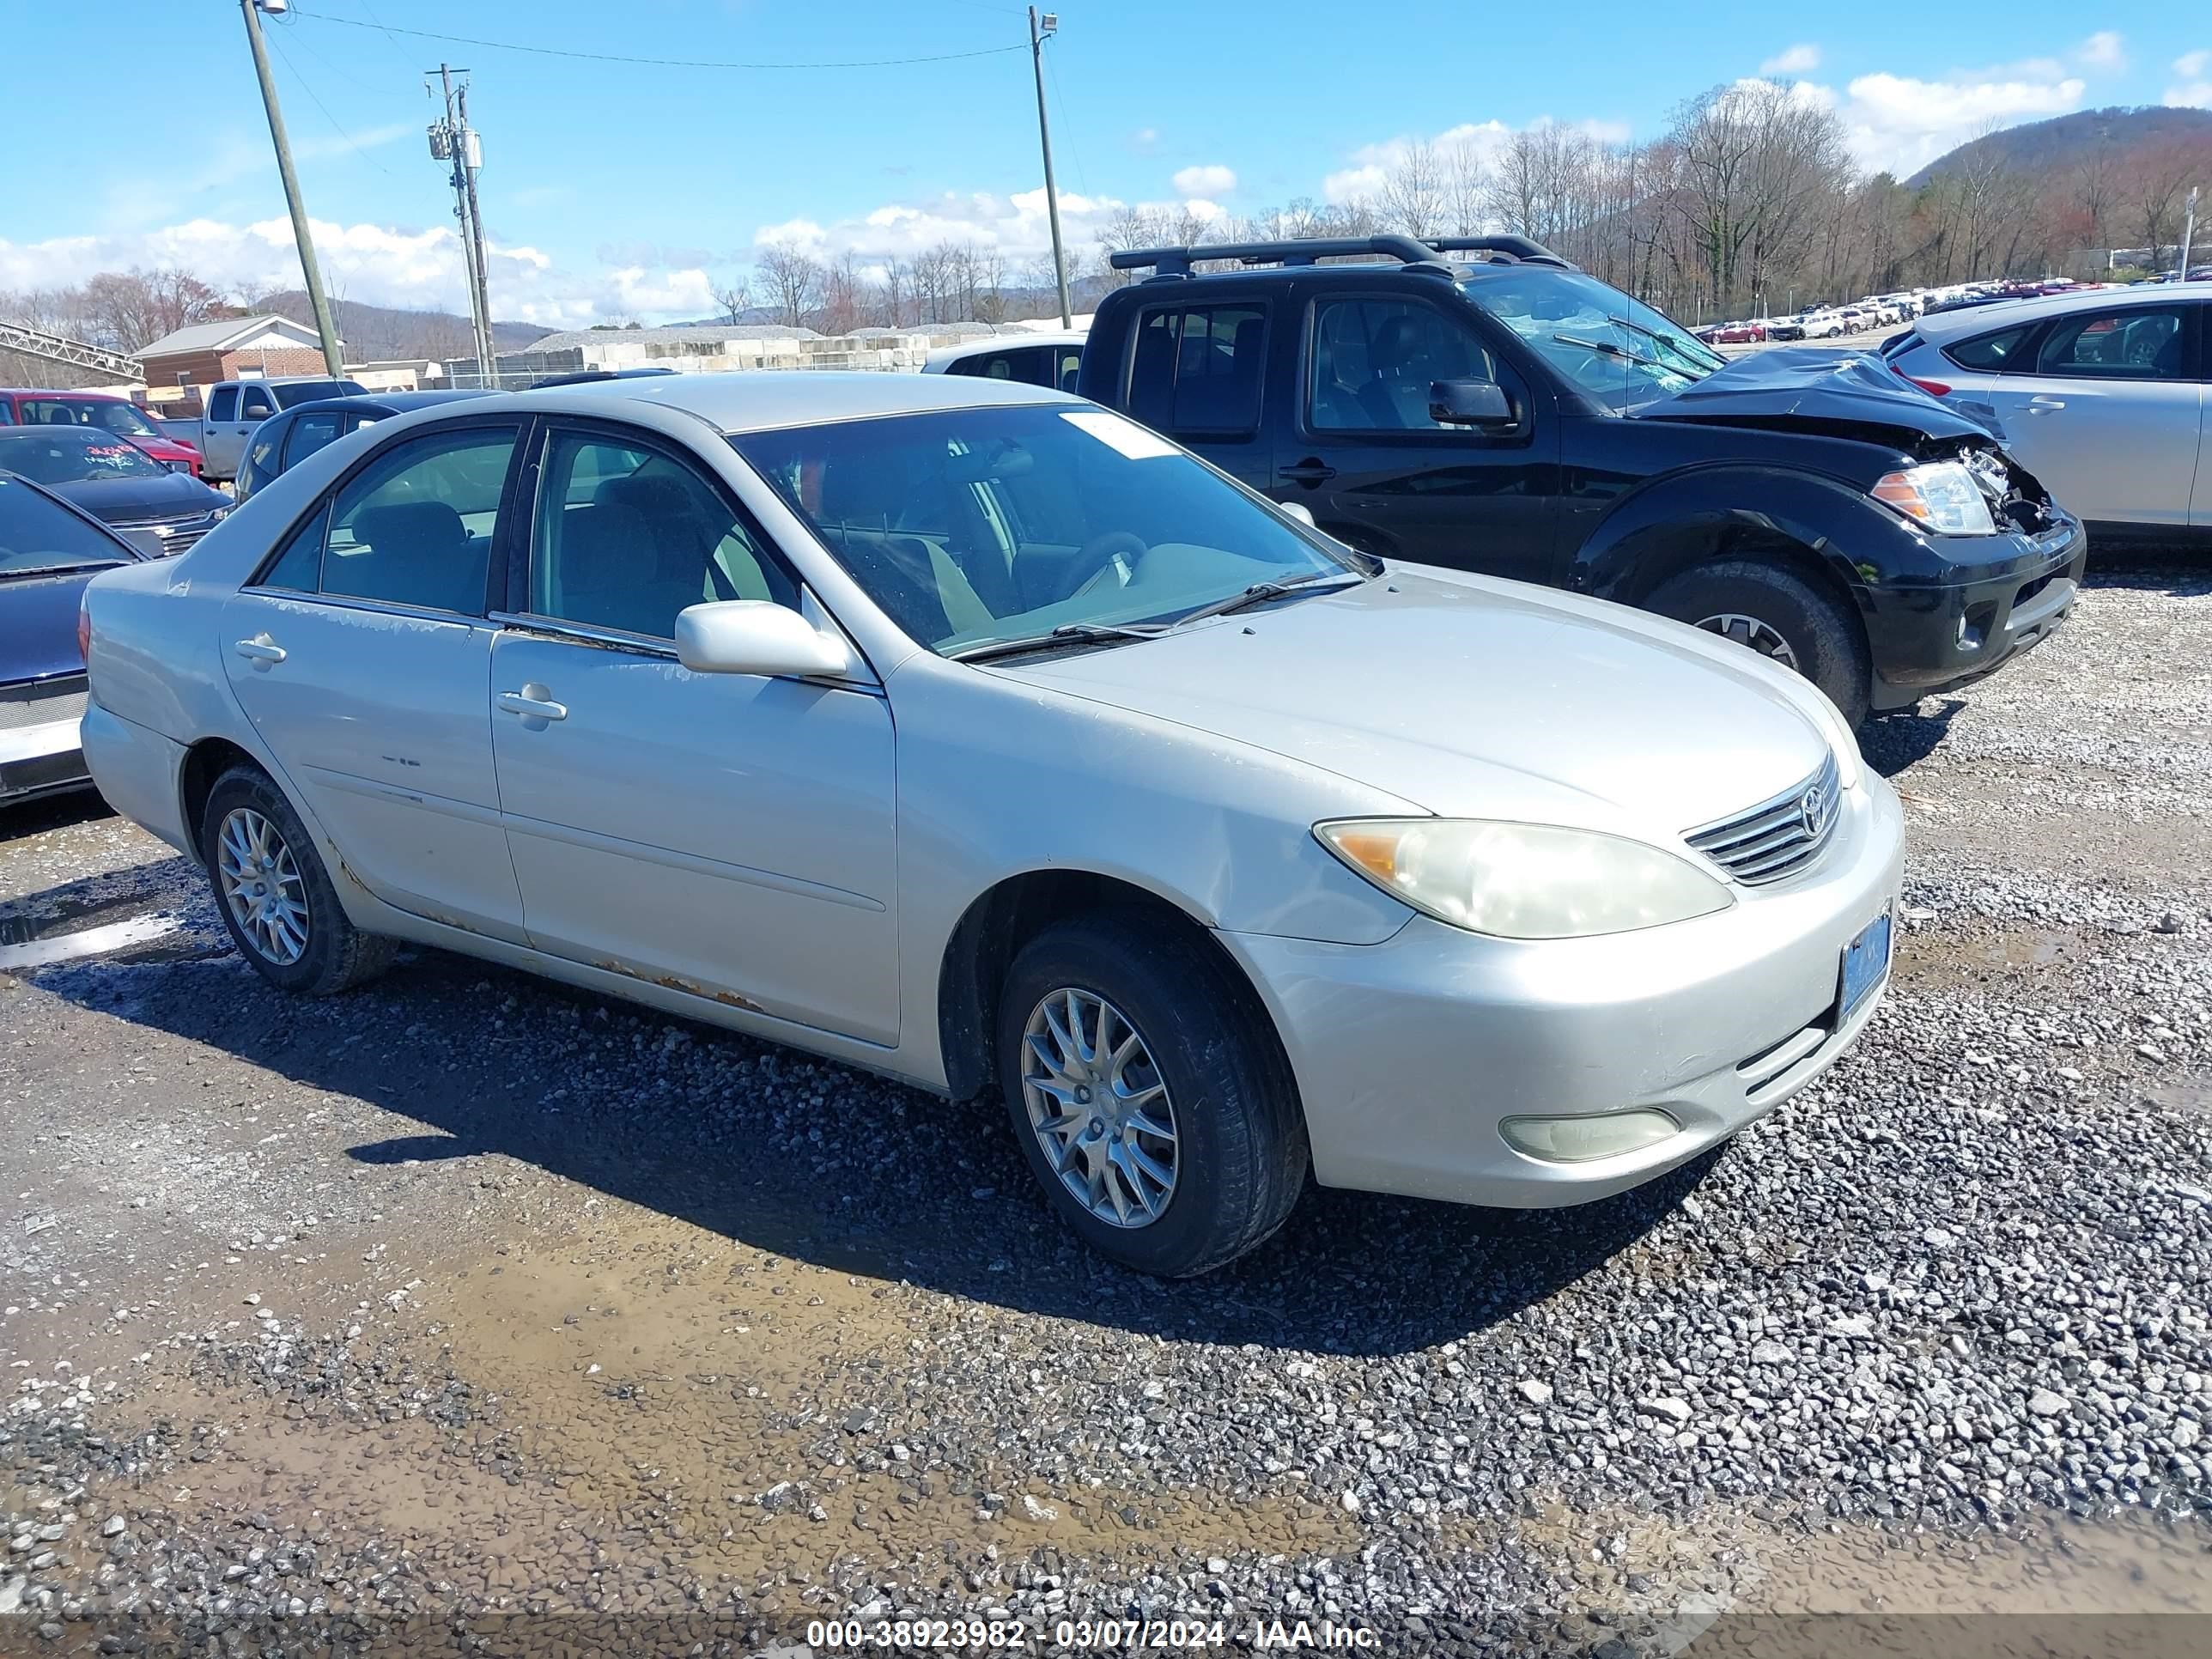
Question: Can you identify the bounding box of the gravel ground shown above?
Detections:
[2,556,2209,1655]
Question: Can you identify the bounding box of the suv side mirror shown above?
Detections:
[676,600,855,680]
[1430,379,1516,428]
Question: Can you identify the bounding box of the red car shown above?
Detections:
[1713,321,1766,344]
[0,389,204,476]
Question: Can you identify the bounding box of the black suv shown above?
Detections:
[1078,234,2086,724]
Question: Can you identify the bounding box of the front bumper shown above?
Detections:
[1218,772,1904,1208]
[0,682,91,805]
[1864,514,2087,710]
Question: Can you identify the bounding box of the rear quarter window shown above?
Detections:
[1942,324,2037,372]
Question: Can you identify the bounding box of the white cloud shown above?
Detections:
[2169,48,2212,106]
[1170,163,1237,197]
[1759,44,1821,76]
[1322,117,1631,206]
[2075,32,2125,71]
[1815,69,2087,173]
[751,185,1133,269]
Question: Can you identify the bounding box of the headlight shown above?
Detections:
[1871,462,1996,536]
[1316,819,1734,939]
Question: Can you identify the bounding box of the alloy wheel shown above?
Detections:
[216,806,310,967]
[1020,987,1180,1228]
[1693,611,1801,671]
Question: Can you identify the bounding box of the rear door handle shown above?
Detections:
[233,634,286,666]
[1281,459,1337,484]
[496,686,568,722]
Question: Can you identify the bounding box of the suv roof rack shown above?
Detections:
[1109,234,1575,278]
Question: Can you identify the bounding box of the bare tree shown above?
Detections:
[712,278,752,325]
[754,242,823,329]
[1378,140,1446,238]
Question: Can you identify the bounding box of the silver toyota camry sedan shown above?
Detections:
[79,373,1902,1276]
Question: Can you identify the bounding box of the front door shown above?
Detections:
[488,422,901,1046]
[220,420,526,939]
[1981,300,2205,527]
[1282,293,1558,583]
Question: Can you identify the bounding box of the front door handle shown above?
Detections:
[496,685,568,723]
[2026,396,2067,414]
[233,634,286,666]
[1281,458,1338,485]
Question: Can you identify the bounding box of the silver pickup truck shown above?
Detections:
[155,377,364,483]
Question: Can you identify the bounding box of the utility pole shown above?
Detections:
[428,65,496,386]
[239,0,344,377]
[1028,9,1072,328]
[2181,187,2199,283]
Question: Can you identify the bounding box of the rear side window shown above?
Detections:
[210,386,239,422]
[2035,307,2188,380]
[950,348,1046,385]
[1942,324,2036,372]
[1127,304,1267,436]
[307,426,519,612]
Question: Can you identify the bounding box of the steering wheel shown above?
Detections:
[1055,530,1150,602]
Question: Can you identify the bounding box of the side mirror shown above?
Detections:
[675,600,854,679]
[1278,501,1316,528]
[1430,379,1516,428]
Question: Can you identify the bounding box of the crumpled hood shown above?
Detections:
[996,568,1834,839]
[1636,347,1995,449]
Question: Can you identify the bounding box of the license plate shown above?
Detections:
[1839,909,1893,1019]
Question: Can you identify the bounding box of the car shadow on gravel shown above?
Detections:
[1860,696,1965,777]
[30,939,1717,1358]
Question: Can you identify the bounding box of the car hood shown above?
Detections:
[1634,347,1993,453]
[49,472,226,526]
[994,568,1834,837]
[0,568,107,685]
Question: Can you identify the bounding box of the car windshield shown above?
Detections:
[0,427,169,484]
[1469,269,1725,410]
[20,398,163,439]
[0,476,131,577]
[732,404,1360,658]
[273,380,366,410]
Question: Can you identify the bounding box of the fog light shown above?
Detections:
[1500,1109,1681,1164]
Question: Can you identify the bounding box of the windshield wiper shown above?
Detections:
[949,620,1167,664]
[1605,313,1723,374]
[1166,568,1369,630]
[1553,331,1656,366]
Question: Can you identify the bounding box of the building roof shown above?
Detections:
[137,313,325,359]
[510,365,1074,433]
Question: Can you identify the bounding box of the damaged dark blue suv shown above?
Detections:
[1079,234,2087,725]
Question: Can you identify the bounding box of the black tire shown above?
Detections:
[1644,558,1872,727]
[199,765,395,996]
[994,911,1308,1277]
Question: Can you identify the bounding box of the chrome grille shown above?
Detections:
[1685,751,1841,885]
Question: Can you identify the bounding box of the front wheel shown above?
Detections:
[995,913,1308,1277]
[1644,559,1872,727]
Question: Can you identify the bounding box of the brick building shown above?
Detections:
[135,315,341,411]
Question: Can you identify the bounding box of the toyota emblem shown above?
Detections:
[1799,784,1824,836]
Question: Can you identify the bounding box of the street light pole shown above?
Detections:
[239,0,344,377]
[2181,187,2199,283]
[1028,9,1072,327]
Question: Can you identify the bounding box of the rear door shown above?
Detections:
[1979,300,2203,527]
[1118,297,1276,490]
[1282,290,1557,582]
[220,417,527,939]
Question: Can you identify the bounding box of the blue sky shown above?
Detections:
[4,2,2205,326]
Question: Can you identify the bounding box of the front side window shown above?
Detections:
[733,404,1358,657]
[1127,304,1267,435]
[1470,268,1722,410]
[1310,297,1516,433]
[239,387,276,421]
[314,425,518,612]
[284,411,343,467]
[2035,307,2187,380]
[529,432,792,640]
[0,428,169,485]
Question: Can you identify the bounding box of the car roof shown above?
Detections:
[1912,285,2179,342]
[0,387,136,400]
[924,330,1088,366]
[280,389,492,416]
[490,368,1078,434]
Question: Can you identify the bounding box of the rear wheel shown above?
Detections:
[995,912,1307,1277]
[200,766,395,995]
[1645,559,1872,727]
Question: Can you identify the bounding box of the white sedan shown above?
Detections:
[80,374,1901,1275]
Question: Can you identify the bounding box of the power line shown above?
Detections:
[261,26,398,175]
[292,7,1027,71]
